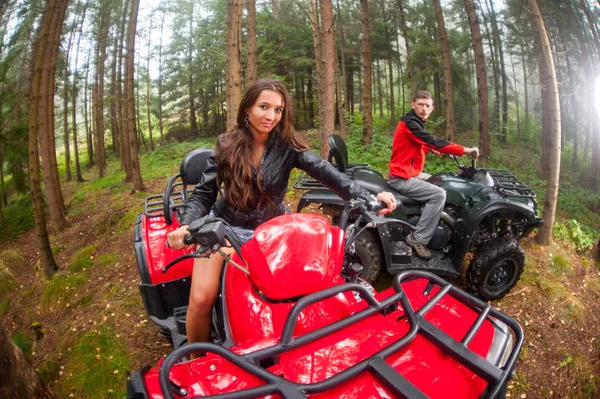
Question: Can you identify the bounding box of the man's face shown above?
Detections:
[412,98,434,121]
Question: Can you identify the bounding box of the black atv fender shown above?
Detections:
[296,190,397,274]
[450,198,542,269]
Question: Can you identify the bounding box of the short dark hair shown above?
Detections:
[412,90,433,103]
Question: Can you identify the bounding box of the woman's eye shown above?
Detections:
[259,105,267,110]
[275,108,283,114]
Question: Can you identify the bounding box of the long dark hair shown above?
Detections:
[215,79,308,210]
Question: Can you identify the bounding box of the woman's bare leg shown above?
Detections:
[186,247,233,347]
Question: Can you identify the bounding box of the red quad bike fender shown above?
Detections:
[134,214,523,399]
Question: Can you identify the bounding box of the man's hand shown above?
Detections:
[464,147,480,159]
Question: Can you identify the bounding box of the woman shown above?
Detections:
[167,79,396,345]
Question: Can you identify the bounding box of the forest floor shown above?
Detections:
[1,140,600,398]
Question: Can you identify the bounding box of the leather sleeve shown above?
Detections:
[295,149,368,200]
[180,153,219,226]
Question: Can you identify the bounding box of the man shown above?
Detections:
[388,90,479,259]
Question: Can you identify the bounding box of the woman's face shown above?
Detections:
[246,89,284,138]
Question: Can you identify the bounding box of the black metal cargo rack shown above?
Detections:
[487,169,537,199]
[143,174,188,219]
[155,270,523,399]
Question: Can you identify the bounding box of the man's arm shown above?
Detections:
[404,118,465,156]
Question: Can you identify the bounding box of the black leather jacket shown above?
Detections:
[180,139,368,230]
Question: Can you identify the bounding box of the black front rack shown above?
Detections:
[158,271,523,399]
[487,169,537,199]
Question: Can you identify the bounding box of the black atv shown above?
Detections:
[294,134,543,301]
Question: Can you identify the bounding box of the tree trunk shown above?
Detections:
[520,43,529,133]
[396,0,414,99]
[94,1,111,178]
[28,0,62,276]
[487,0,507,143]
[480,2,499,132]
[158,7,165,139]
[84,42,93,167]
[335,0,349,113]
[125,0,145,192]
[226,0,242,132]
[510,56,520,137]
[309,0,323,131]
[110,25,119,157]
[333,35,347,138]
[246,0,257,86]
[464,0,490,157]
[376,60,383,118]
[0,325,57,398]
[319,0,336,156]
[529,0,560,245]
[38,0,68,232]
[187,3,199,136]
[380,0,395,126]
[71,2,88,182]
[118,0,132,181]
[146,10,154,151]
[578,0,600,58]
[433,0,455,141]
[360,0,373,145]
[62,1,81,182]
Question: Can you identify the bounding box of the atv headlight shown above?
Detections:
[486,317,514,368]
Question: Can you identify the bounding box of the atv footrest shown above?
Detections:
[173,306,188,336]
[389,246,459,278]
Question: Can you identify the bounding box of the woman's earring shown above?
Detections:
[245,115,249,129]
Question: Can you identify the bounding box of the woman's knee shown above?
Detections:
[189,288,217,314]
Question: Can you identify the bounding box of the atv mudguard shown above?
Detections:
[297,190,400,275]
[449,197,543,268]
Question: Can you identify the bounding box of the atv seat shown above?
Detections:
[328,134,375,176]
[180,148,215,186]
[353,169,423,209]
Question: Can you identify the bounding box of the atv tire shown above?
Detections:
[466,237,525,301]
[353,229,384,283]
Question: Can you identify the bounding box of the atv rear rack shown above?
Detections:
[155,271,523,399]
[144,175,189,218]
[487,169,537,199]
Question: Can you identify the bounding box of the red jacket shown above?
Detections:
[389,109,465,179]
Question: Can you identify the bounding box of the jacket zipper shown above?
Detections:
[409,158,415,176]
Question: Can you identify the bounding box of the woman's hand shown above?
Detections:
[376,191,397,212]
[167,225,189,250]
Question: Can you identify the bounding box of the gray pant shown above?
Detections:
[388,174,446,245]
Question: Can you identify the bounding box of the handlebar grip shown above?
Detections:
[183,234,194,246]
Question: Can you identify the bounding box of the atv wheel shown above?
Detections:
[466,238,525,301]
[352,229,384,283]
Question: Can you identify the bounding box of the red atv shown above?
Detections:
[129,149,523,398]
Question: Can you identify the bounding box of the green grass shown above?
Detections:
[0,266,16,300]
[0,249,23,264]
[56,326,131,398]
[40,272,88,308]
[68,245,97,272]
[12,330,33,357]
[550,255,572,276]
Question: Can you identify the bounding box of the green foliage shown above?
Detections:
[69,246,97,272]
[0,194,34,241]
[58,326,131,398]
[12,330,32,357]
[0,300,9,315]
[40,272,88,308]
[0,249,23,264]
[553,220,596,253]
[96,253,120,268]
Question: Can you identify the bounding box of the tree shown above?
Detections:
[396,0,414,99]
[124,0,145,192]
[93,0,112,178]
[432,0,456,141]
[464,0,490,157]
[529,0,560,245]
[360,0,373,145]
[226,0,242,132]
[316,0,336,158]
[71,1,87,182]
[28,0,66,276]
[0,325,56,398]
[35,0,69,232]
[246,0,257,86]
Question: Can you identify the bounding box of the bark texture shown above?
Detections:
[360,0,373,144]
[226,0,243,132]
